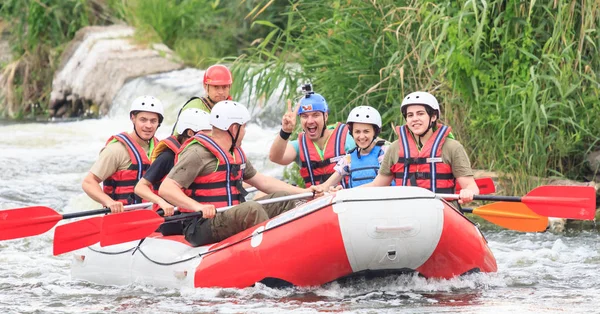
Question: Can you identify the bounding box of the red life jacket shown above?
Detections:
[179,134,247,211]
[298,122,349,187]
[102,132,157,205]
[390,124,455,193]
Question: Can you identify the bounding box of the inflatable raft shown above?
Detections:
[71,186,497,288]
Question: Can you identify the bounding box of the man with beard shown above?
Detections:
[82,95,164,213]
[171,64,233,134]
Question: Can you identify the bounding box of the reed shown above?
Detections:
[234,0,600,191]
[0,0,115,118]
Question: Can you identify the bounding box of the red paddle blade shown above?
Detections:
[523,186,597,220]
[472,202,548,232]
[456,177,496,195]
[0,206,62,240]
[100,210,163,247]
[475,177,496,194]
[53,217,103,255]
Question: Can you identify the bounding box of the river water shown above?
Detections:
[1,70,599,313]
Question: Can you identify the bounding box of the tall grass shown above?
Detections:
[109,0,288,68]
[233,0,600,192]
[0,0,284,117]
[0,0,115,118]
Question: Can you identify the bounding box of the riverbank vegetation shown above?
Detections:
[1,0,599,193]
[0,0,278,118]
[233,0,600,193]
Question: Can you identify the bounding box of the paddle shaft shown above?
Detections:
[61,202,152,219]
[437,195,522,202]
[439,193,585,205]
[163,192,315,223]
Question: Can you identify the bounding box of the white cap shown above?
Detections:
[130,95,164,122]
[210,101,251,130]
[400,91,440,113]
[346,105,382,128]
[175,108,211,135]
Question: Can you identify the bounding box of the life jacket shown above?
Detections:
[348,140,386,188]
[151,135,181,162]
[149,135,181,191]
[102,132,157,205]
[390,124,455,193]
[179,134,247,211]
[298,122,350,188]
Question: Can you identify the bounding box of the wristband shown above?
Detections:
[280,129,292,140]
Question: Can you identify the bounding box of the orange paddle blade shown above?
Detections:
[0,206,62,240]
[469,202,548,232]
[53,217,102,255]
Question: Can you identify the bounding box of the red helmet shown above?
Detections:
[203,65,233,85]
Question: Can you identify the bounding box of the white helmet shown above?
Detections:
[210,101,251,130]
[130,95,165,123]
[400,91,440,115]
[175,108,211,135]
[346,106,382,128]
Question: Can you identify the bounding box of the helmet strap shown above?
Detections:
[319,113,327,139]
[416,116,434,143]
[227,125,241,152]
[133,124,152,144]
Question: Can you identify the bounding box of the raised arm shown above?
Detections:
[270,100,299,165]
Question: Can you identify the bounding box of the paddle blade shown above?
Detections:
[523,186,597,220]
[100,210,163,247]
[471,202,548,232]
[456,177,496,195]
[475,177,496,195]
[0,206,62,240]
[53,217,103,255]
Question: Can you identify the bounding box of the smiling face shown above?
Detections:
[351,122,376,149]
[131,111,160,141]
[205,84,231,103]
[404,105,436,135]
[300,111,327,141]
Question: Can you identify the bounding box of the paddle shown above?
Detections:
[462,202,548,232]
[465,177,495,195]
[0,202,152,241]
[249,178,495,195]
[52,203,158,256]
[439,185,597,220]
[100,192,315,247]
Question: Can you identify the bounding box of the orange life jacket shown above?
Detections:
[298,123,350,188]
[102,132,157,205]
[390,124,455,193]
[151,135,181,162]
[149,135,182,193]
[179,134,247,211]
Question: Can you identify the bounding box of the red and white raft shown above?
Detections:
[71,186,498,288]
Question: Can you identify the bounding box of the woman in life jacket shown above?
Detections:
[362,91,479,205]
[316,105,391,191]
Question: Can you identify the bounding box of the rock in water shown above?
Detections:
[50,25,183,117]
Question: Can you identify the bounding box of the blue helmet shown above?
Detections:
[297,93,328,115]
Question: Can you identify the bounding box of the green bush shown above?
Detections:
[0,0,115,117]
[233,0,600,192]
